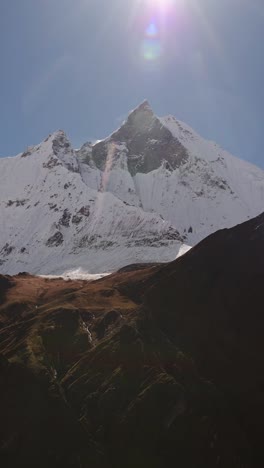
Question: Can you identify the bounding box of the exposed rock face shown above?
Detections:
[78,205,90,217]
[51,130,79,172]
[76,141,93,165]
[42,156,63,169]
[72,214,82,225]
[6,199,28,207]
[0,244,15,256]
[91,101,189,175]
[46,231,64,247]
[59,209,71,227]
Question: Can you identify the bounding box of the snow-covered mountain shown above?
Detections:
[1,101,264,275]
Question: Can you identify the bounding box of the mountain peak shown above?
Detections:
[44,130,80,173]
[129,100,153,116]
[47,129,69,144]
[2,103,264,277]
[89,100,189,175]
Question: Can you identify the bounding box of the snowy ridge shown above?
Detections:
[1,101,264,275]
[0,128,183,275]
[77,104,264,244]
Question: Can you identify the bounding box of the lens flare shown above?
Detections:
[138,0,187,62]
[146,22,158,37]
[145,0,180,12]
[141,17,162,61]
[142,38,162,60]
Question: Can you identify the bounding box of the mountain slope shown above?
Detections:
[78,101,264,245]
[0,130,183,275]
[1,213,264,466]
[1,101,264,274]
[143,212,264,465]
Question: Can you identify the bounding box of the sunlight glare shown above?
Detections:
[146,0,185,8]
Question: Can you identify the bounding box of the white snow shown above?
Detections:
[0,130,183,275]
[39,268,110,281]
[1,105,264,276]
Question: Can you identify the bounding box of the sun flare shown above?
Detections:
[133,0,189,62]
[147,0,185,6]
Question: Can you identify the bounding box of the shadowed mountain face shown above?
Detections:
[0,275,13,305]
[145,212,264,464]
[92,101,189,175]
[1,214,264,467]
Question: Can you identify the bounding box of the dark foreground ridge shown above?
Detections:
[1,213,264,467]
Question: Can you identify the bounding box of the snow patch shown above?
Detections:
[176,244,192,258]
[39,268,110,281]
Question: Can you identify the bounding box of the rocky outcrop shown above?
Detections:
[51,130,80,172]
[46,231,64,247]
[59,209,71,227]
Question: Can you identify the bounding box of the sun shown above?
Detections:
[144,0,186,13]
[147,0,184,5]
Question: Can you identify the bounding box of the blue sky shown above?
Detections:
[0,0,264,167]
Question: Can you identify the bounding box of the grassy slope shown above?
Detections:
[1,217,264,468]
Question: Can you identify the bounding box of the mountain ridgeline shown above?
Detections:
[1,101,264,275]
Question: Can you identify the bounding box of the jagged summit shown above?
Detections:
[50,130,79,172]
[20,129,72,161]
[48,129,68,141]
[128,99,153,115]
[44,129,71,150]
[87,101,189,176]
[120,99,156,137]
